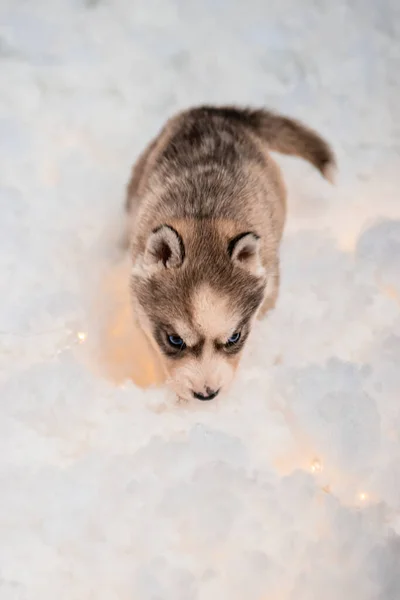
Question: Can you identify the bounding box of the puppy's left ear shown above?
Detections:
[228,232,265,277]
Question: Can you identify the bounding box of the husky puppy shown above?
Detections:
[125,106,334,401]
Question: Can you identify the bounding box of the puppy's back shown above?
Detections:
[126,106,334,231]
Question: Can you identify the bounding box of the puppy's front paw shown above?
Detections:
[257,295,277,320]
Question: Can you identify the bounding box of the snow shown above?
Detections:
[1,0,400,598]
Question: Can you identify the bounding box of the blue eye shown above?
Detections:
[167,334,186,349]
[227,332,241,345]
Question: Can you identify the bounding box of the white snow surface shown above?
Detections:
[1,1,400,598]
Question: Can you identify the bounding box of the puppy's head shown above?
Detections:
[131,222,268,400]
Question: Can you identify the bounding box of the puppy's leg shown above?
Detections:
[258,264,280,319]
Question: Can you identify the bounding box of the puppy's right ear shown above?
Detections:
[141,225,185,272]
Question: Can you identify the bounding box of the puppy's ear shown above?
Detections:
[143,225,185,269]
[228,232,265,276]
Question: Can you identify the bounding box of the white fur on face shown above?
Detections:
[173,319,200,347]
[191,284,240,343]
[164,285,242,399]
[168,346,236,400]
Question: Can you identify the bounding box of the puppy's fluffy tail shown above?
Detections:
[200,106,336,182]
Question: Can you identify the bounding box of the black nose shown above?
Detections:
[193,387,220,401]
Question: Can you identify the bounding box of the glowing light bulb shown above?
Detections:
[310,459,322,473]
[77,331,87,343]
